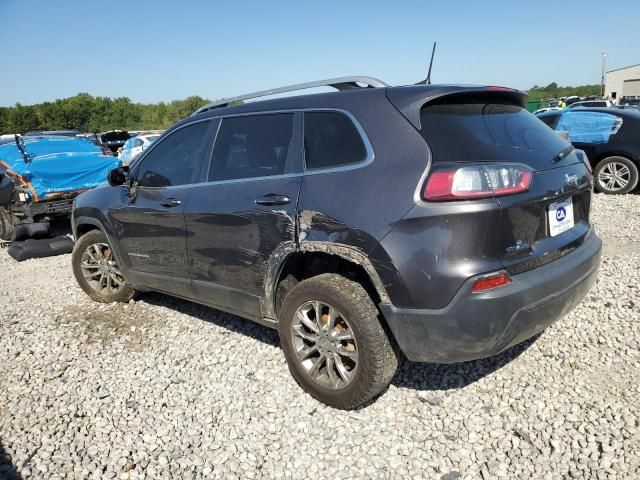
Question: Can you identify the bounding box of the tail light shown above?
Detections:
[423,163,533,201]
[471,272,511,292]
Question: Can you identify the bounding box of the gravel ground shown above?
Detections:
[1,193,639,480]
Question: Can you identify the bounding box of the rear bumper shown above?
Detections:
[379,233,602,363]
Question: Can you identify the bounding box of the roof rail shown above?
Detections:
[192,76,388,115]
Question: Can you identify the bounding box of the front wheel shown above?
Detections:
[0,207,15,241]
[278,273,398,409]
[594,156,639,194]
[72,229,135,303]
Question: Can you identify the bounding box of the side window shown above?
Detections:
[539,114,560,129]
[208,113,294,181]
[136,121,210,187]
[556,111,623,144]
[304,111,367,169]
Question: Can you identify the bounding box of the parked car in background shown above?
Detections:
[23,129,81,137]
[119,132,163,165]
[100,130,131,154]
[620,96,640,106]
[538,107,640,194]
[0,134,19,144]
[534,106,562,115]
[71,77,601,408]
[614,104,640,111]
[0,135,121,239]
[567,100,612,109]
[76,132,102,146]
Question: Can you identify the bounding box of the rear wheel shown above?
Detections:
[72,230,135,303]
[594,156,639,194]
[0,207,15,241]
[278,273,398,409]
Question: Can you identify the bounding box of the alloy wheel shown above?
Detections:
[598,161,631,192]
[291,300,359,389]
[80,243,126,295]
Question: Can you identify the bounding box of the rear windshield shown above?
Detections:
[420,96,569,168]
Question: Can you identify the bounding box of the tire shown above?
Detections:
[275,274,299,315]
[0,207,15,241]
[278,273,398,409]
[594,156,639,194]
[72,229,135,303]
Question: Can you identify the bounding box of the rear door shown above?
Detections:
[419,96,594,275]
[184,112,302,319]
[107,120,213,295]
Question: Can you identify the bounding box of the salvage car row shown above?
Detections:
[0,129,162,240]
[2,93,640,245]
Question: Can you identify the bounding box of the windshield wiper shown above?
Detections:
[14,135,33,164]
[552,145,574,163]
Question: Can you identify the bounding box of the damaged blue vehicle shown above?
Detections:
[0,135,121,240]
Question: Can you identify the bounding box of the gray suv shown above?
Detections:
[71,77,602,408]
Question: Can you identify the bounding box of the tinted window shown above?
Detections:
[539,113,561,129]
[556,111,623,144]
[420,97,569,167]
[209,114,294,181]
[136,121,209,187]
[304,111,366,169]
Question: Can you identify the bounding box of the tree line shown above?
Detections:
[0,94,212,134]
[526,82,602,101]
[1,83,604,134]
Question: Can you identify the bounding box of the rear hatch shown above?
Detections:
[416,91,593,275]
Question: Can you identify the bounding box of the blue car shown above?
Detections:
[0,135,121,239]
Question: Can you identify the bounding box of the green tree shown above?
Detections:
[0,94,216,134]
[527,83,601,101]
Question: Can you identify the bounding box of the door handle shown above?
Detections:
[255,194,290,206]
[161,198,182,208]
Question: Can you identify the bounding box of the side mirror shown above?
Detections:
[556,130,570,141]
[108,166,130,186]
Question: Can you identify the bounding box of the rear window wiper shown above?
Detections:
[552,145,574,163]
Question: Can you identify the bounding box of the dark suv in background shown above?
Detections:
[71,77,602,408]
[538,107,640,194]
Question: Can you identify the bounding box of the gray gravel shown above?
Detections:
[1,193,639,479]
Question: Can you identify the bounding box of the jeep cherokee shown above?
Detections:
[71,77,602,409]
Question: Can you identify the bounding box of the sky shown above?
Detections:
[1,0,639,106]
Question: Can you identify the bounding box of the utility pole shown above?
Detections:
[601,52,607,97]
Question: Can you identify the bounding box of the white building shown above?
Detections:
[604,64,640,101]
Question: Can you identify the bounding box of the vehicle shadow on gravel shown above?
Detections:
[139,293,280,347]
[0,440,22,480]
[140,291,541,393]
[392,335,540,392]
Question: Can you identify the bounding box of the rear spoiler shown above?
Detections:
[386,85,527,130]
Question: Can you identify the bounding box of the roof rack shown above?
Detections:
[192,76,388,115]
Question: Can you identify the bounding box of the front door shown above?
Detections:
[184,112,302,319]
[108,120,213,295]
